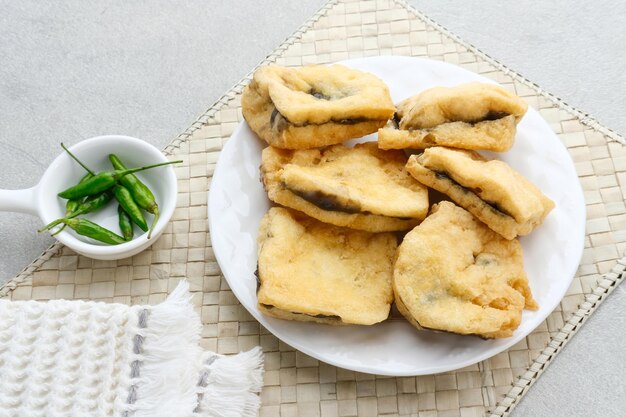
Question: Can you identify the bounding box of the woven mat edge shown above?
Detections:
[2,1,625,415]
[393,0,626,146]
[0,0,340,298]
[390,0,626,414]
[488,261,625,416]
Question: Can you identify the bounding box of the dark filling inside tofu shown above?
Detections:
[260,304,342,321]
[335,117,370,125]
[432,170,513,218]
[419,321,494,339]
[309,89,332,100]
[254,265,261,294]
[270,108,279,125]
[285,184,362,214]
[466,111,510,125]
[284,183,413,220]
[482,111,509,121]
[404,111,510,131]
[269,104,377,131]
[484,200,514,218]
[389,112,402,129]
[270,108,290,132]
[392,112,402,129]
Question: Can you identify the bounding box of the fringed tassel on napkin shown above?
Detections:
[121,281,263,417]
[124,280,204,417]
[194,347,264,417]
[0,281,264,417]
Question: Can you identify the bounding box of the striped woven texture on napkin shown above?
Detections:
[0,281,263,417]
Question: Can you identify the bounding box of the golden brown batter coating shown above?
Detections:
[257,207,397,325]
[378,115,518,151]
[261,142,429,232]
[378,82,528,152]
[405,147,555,240]
[393,202,538,339]
[242,65,395,149]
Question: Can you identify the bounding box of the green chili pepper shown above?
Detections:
[55,173,93,235]
[57,160,182,200]
[109,154,160,239]
[118,204,134,241]
[65,198,83,217]
[60,147,95,217]
[65,173,93,214]
[39,190,114,233]
[57,218,126,245]
[114,184,148,232]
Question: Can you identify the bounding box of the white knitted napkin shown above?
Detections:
[0,281,263,417]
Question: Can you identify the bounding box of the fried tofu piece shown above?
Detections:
[378,82,528,152]
[405,147,554,239]
[393,202,538,339]
[257,207,396,325]
[261,142,429,232]
[242,65,395,149]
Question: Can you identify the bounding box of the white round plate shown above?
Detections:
[208,56,585,376]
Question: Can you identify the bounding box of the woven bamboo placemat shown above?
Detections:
[2,0,625,416]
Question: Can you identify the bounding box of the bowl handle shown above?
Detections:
[0,187,38,215]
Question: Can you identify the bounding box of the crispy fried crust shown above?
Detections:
[397,82,528,128]
[258,303,344,325]
[393,202,538,339]
[405,147,554,240]
[261,142,429,232]
[378,115,517,151]
[257,207,396,325]
[377,82,527,152]
[242,65,395,149]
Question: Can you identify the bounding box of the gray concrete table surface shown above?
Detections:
[0,1,624,415]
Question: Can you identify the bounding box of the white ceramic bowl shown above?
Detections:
[0,135,178,260]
